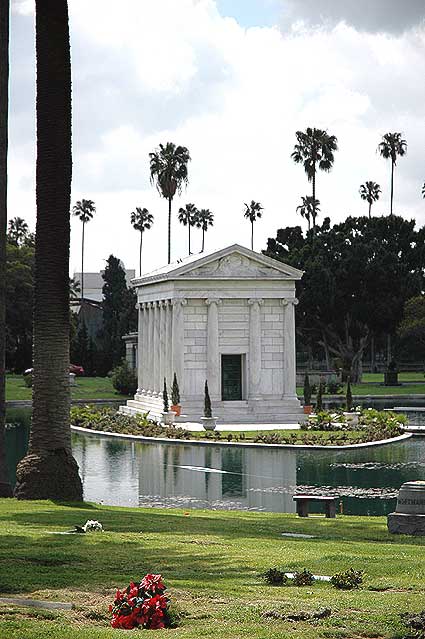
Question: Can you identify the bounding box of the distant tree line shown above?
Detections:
[266,214,424,382]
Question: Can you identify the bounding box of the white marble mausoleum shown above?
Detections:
[121,244,304,423]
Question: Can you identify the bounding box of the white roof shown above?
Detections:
[132,244,303,286]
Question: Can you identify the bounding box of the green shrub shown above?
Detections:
[111,360,137,396]
[204,380,212,418]
[163,378,169,412]
[316,379,324,412]
[70,405,192,439]
[326,380,343,394]
[23,374,32,388]
[171,373,180,405]
[263,568,288,586]
[330,568,363,590]
[292,569,315,586]
[303,373,311,405]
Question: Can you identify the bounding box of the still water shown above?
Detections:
[6,413,425,516]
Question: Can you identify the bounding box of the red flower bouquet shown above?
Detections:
[109,574,170,630]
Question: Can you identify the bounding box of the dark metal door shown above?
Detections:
[221,354,242,401]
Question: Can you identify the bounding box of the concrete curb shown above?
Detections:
[70,425,412,450]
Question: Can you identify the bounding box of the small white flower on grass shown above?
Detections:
[82,520,103,532]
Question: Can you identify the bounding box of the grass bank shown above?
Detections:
[6,375,128,401]
[0,500,425,638]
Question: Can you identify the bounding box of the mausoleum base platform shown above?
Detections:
[120,392,304,425]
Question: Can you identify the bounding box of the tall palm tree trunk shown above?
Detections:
[81,219,85,301]
[168,197,172,264]
[251,220,254,251]
[312,167,316,236]
[15,0,82,501]
[390,161,394,216]
[368,202,372,219]
[202,228,205,252]
[188,224,191,255]
[0,0,12,497]
[139,231,143,276]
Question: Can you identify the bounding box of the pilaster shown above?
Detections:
[281,298,299,398]
[205,298,222,400]
[248,298,264,400]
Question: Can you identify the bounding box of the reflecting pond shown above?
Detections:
[6,408,425,516]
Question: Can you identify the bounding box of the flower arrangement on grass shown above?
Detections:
[109,574,171,630]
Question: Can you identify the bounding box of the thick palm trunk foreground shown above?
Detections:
[0,0,12,497]
[14,0,82,501]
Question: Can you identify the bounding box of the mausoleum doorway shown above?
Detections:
[221,354,243,401]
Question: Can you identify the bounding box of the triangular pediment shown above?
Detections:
[135,245,302,285]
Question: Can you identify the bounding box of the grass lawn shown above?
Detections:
[0,500,425,638]
[6,375,129,401]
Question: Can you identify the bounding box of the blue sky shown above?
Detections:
[216,0,282,28]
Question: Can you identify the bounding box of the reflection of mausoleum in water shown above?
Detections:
[136,444,296,512]
[121,244,304,424]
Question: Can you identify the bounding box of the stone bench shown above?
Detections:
[293,495,337,518]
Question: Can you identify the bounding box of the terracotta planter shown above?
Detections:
[171,404,181,417]
[303,405,313,415]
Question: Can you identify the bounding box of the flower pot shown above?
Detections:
[162,410,175,426]
[201,416,217,431]
[303,405,313,415]
[343,411,360,427]
[171,404,181,417]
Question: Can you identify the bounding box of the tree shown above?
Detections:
[243,200,263,251]
[266,215,421,383]
[291,127,338,222]
[178,203,198,256]
[398,295,425,356]
[149,142,191,264]
[296,196,320,232]
[72,198,96,301]
[196,209,214,253]
[0,0,12,497]
[359,181,381,218]
[130,206,154,276]
[6,238,34,372]
[7,217,29,246]
[378,132,407,216]
[101,255,137,372]
[14,0,83,501]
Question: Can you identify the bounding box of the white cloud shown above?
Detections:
[8,0,425,275]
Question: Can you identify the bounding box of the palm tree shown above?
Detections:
[359,181,381,218]
[243,200,263,251]
[178,203,198,255]
[72,198,95,301]
[130,206,154,276]
[149,142,191,264]
[291,127,338,221]
[8,217,29,245]
[14,0,83,501]
[196,209,214,252]
[0,0,12,497]
[378,132,407,216]
[296,195,320,231]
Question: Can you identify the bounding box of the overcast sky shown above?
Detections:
[9,0,425,275]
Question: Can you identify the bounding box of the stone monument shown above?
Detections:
[387,481,425,535]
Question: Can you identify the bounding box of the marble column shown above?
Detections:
[153,301,160,395]
[248,298,263,400]
[172,298,187,396]
[205,298,221,400]
[160,300,167,390]
[281,298,298,398]
[147,302,155,395]
[137,303,143,394]
[164,300,172,386]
